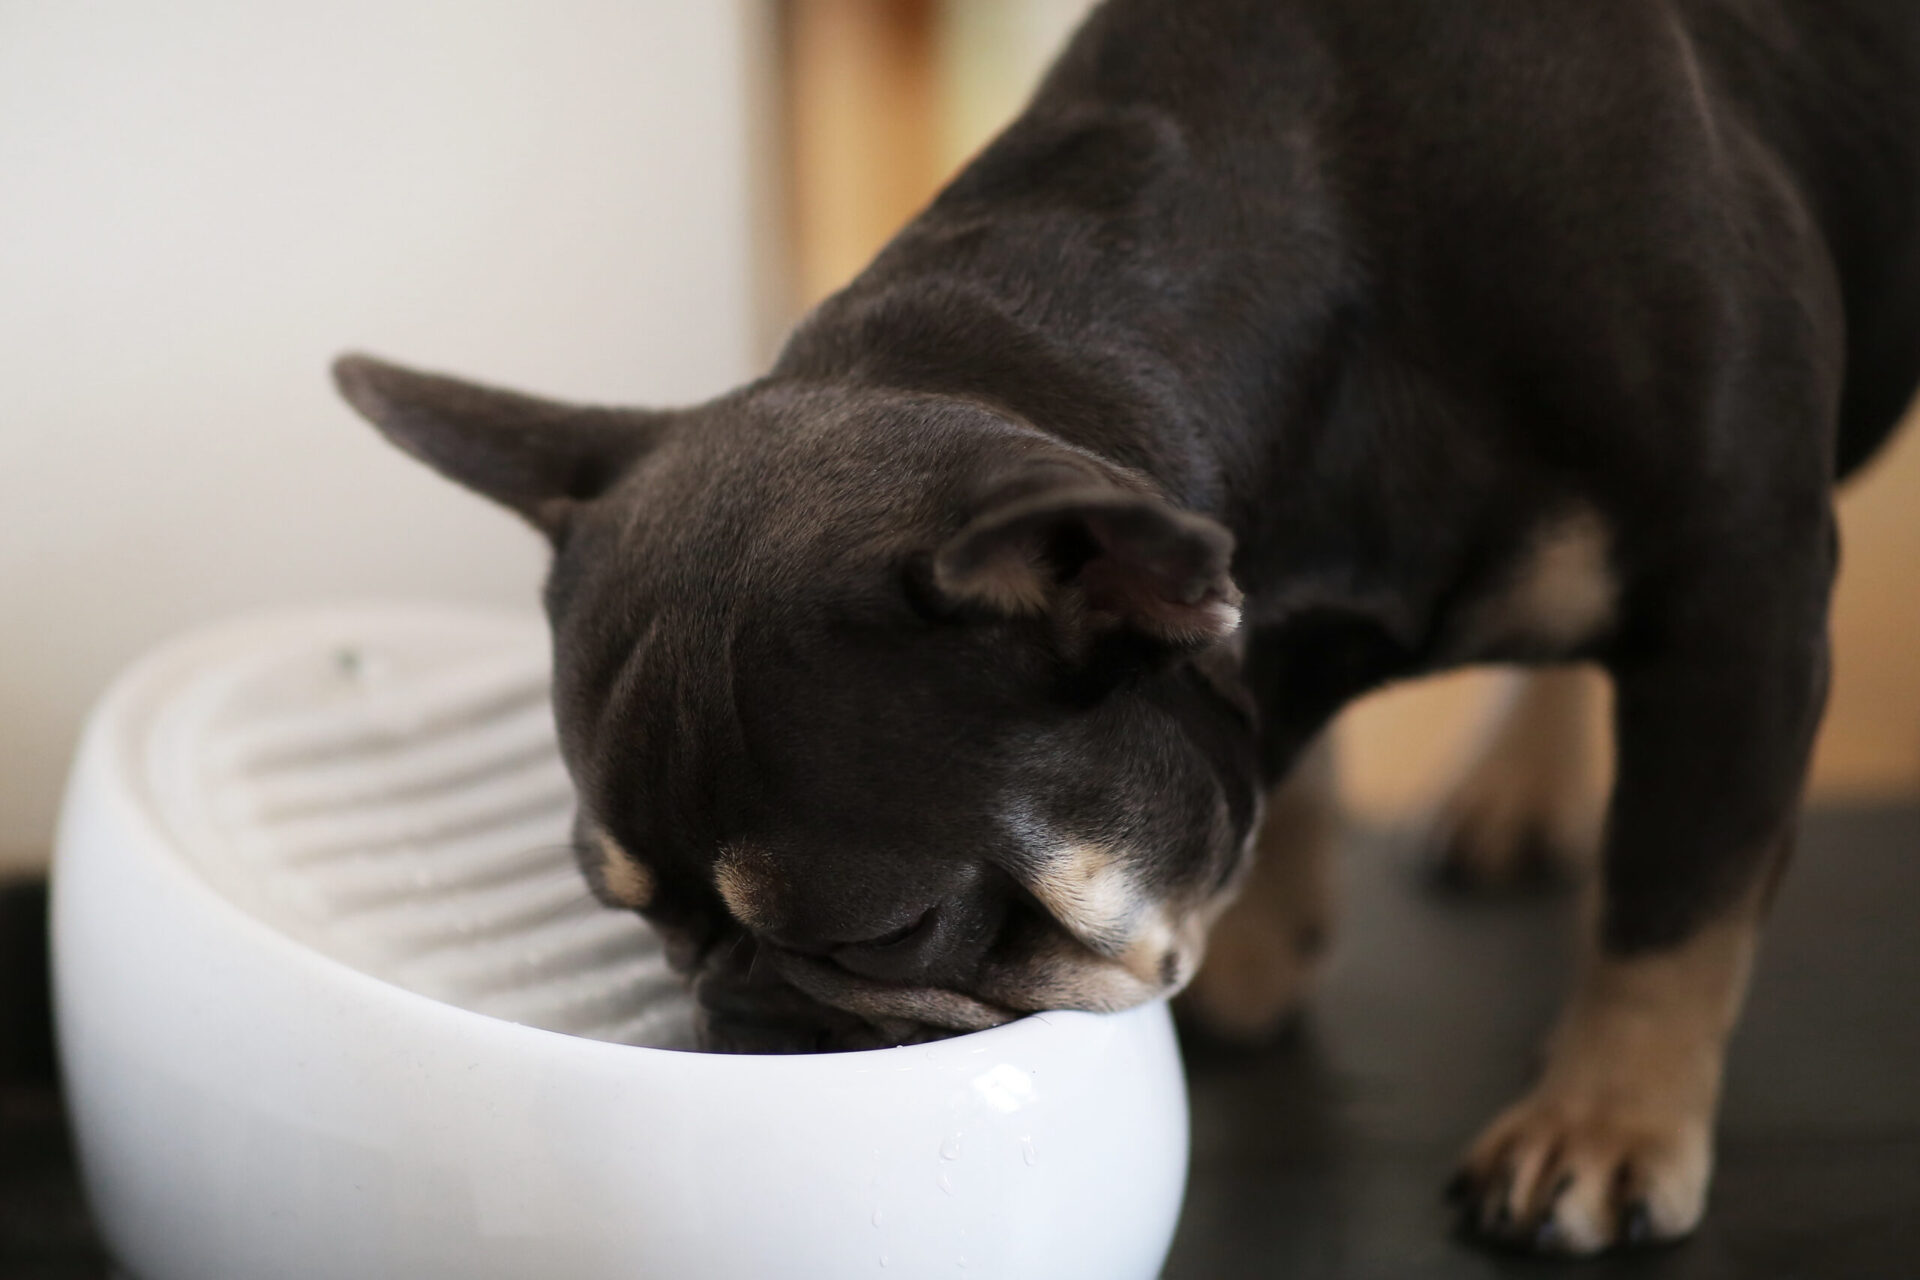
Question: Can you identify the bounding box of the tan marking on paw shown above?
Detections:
[1428,666,1608,887]
[1457,903,1758,1254]
[1180,736,1340,1041]
[587,826,655,909]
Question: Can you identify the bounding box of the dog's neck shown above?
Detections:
[766,102,1358,552]
[762,72,1503,704]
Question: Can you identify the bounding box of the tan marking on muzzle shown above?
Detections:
[981,931,1165,1014]
[1117,909,1207,988]
[1022,842,1147,955]
[986,894,1209,1015]
[588,826,655,909]
[713,843,777,930]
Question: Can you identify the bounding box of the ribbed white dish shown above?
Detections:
[52,605,1189,1280]
[132,607,691,1048]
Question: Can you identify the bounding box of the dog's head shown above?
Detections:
[335,355,1262,1050]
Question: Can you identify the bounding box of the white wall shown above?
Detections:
[0,1,770,873]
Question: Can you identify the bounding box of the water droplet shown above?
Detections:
[957,1257,968,1270]
[939,1134,963,1161]
[1021,1136,1039,1166]
[871,1208,884,1228]
[937,1171,955,1196]
[879,1256,889,1269]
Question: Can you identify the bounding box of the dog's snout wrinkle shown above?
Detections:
[768,949,1016,1034]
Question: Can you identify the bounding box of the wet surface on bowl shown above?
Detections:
[10,807,1920,1277]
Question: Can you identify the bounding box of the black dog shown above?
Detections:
[334,0,1920,1255]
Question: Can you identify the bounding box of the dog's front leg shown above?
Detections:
[1179,734,1339,1042]
[1454,557,1832,1254]
[1425,665,1607,888]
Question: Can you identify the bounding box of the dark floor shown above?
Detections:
[1167,806,1920,1280]
[4,807,1917,1278]
[0,879,108,1280]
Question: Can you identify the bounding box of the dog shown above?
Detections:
[332,0,1920,1255]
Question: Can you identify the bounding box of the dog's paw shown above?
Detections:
[1449,1087,1711,1255]
[1180,740,1339,1045]
[1422,736,1598,894]
[1422,669,1603,892]
[1423,791,1584,892]
[1176,912,1326,1044]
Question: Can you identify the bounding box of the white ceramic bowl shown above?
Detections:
[52,606,1189,1280]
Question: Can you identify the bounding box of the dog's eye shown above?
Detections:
[825,908,941,981]
[829,905,940,990]
[844,908,936,953]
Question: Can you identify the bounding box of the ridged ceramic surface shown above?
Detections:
[138,610,694,1047]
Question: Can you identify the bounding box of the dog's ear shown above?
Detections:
[332,353,667,539]
[932,464,1242,652]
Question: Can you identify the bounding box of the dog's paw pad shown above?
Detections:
[1451,1095,1710,1255]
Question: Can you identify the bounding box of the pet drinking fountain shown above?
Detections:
[51,605,1189,1280]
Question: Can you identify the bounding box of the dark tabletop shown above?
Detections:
[4,806,1917,1279]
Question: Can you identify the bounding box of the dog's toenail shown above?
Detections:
[1622,1200,1654,1246]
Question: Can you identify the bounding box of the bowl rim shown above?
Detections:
[62,601,1139,1078]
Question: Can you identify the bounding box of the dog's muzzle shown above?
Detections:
[688,936,924,1053]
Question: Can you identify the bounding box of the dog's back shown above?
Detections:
[1686,0,1920,471]
[800,0,1920,493]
